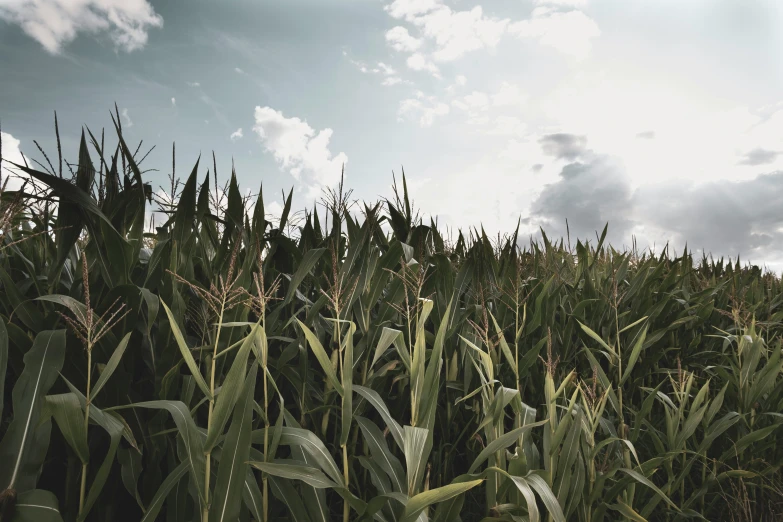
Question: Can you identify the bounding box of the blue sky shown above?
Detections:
[2,0,783,269]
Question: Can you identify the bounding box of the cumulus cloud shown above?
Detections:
[230,128,243,141]
[398,93,450,127]
[534,0,588,6]
[386,26,422,52]
[456,75,467,86]
[539,133,588,160]
[386,0,510,62]
[406,53,440,76]
[738,148,779,166]
[1,132,27,182]
[509,7,600,59]
[252,106,347,197]
[528,152,634,245]
[0,0,163,54]
[633,173,783,266]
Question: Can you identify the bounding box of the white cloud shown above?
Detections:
[535,0,588,6]
[252,106,348,197]
[235,67,245,74]
[0,0,163,54]
[385,26,422,52]
[509,7,600,59]
[1,132,27,187]
[376,62,396,75]
[186,81,200,87]
[382,76,404,86]
[406,53,439,77]
[492,82,527,107]
[171,97,176,106]
[455,75,467,86]
[121,107,133,127]
[384,0,440,21]
[230,128,243,141]
[417,5,509,62]
[398,95,450,127]
[387,1,509,63]
[453,91,490,112]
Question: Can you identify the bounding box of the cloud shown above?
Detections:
[235,67,245,74]
[384,0,440,21]
[120,107,133,127]
[509,7,600,59]
[1,132,28,185]
[387,1,510,63]
[539,133,588,160]
[386,26,422,52]
[0,0,163,54]
[171,97,176,106]
[382,76,406,86]
[529,153,635,245]
[186,81,200,87]
[492,82,527,107]
[636,131,655,139]
[252,106,347,197]
[739,148,779,166]
[398,94,449,127]
[633,172,783,268]
[455,75,467,86]
[406,53,439,76]
[230,128,243,141]
[534,0,588,6]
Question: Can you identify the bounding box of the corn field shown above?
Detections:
[1,113,782,522]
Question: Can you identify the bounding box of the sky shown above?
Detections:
[1,0,783,270]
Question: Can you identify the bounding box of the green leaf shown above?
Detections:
[120,401,206,503]
[340,322,356,447]
[204,326,257,452]
[160,299,212,400]
[9,489,63,522]
[356,416,406,492]
[354,385,404,451]
[77,420,121,522]
[118,446,145,512]
[577,321,615,358]
[525,473,566,522]
[139,461,189,522]
[621,325,649,384]
[608,499,648,522]
[211,364,257,522]
[468,419,549,474]
[0,320,8,421]
[90,332,132,400]
[400,479,483,522]
[248,461,340,489]
[0,330,66,491]
[296,319,343,396]
[43,393,89,465]
[619,468,679,511]
[284,248,326,305]
[403,425,431,496]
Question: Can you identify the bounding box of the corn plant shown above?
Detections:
[0,111,782,522]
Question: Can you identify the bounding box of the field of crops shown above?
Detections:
[1,116,782,522]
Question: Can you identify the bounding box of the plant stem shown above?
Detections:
[79,344,92,515]
[203,299,226,522]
